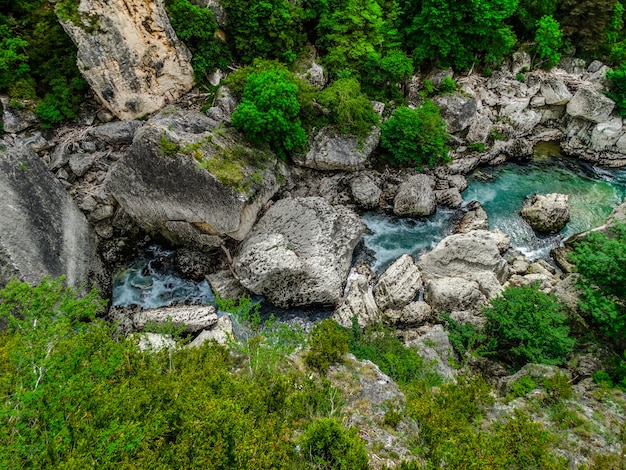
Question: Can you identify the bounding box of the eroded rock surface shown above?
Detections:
[393,174,436,217]
[520,193,570,233]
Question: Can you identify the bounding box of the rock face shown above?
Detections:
[393,174,436,217]
[333,265,379,328]
[520,193,570,233]
[233,197,364,308]
[433,93,478,134]
[0,146,104,290]
[58,0,194,120]
[373,254,422,311]
[295,126,380,171]
[107,108,283,247]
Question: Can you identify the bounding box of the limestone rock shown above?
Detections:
[374,254,422,311]
[407,325,456,381]
[435,187,464,208]
[520,193,570,233]
[566,88,615,123]
[69,152,96,177]
[333,265,379,328]
[58,0,194,120]
[350,174,381,209]
[295,126,380,171]
[591,117,624,150]
[206,270,246,300]
[466,111,493,143]
[107,108,282,246]
[393,174,436,217]
[454,201,489,234]
[383,301,432,327]
[205,86,238,123]
[552,274,581,312]
[425,276,486,312]
[111,304,218,334]
[419,230,509,283]
[540,80,572,105]
[0,146,105,290]
[89,120,144,145]
[137,332,176,351]
[187,315,234,347]
[0,97,39,133]
[432,92,478,134]
[233,197,364,308]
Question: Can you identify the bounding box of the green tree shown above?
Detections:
[404,0,518,70]
[512,0,558,38]
[535,15,563,70]
[317,77,380,138]
[482,284,575,370]
[301,418,369,470]
[231,66,307,159]
[607,64,626,116]
[380,102,449,167]
[164,0,231,80]
[221,0,305,63]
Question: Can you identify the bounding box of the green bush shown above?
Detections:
[482,284,575,370]
[317,77,380,138]
[509,375,538,398]
[231,66,307,159]
[305,319,348,374]
[300,418,369,470]
[535,15,563,70]
[380,101,449,167]
[438,76,457,93]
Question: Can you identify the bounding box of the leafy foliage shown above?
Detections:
[221,0,305,63]
[482,284,575,370]
[317,77,380,138]
[380,102,449,167]
[164,0,231,80]
[231,66,307,159]
[300,418,369,470]
[557,0,620,56]
[607,65,626,116]
[535,15,563,70]
[305,319,348,373]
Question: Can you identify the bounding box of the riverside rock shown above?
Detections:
[432,92,478,134]
[333,265,379,328]
[393,174,436,217]
[566,88,615,123]
[109,304,218,334]
[233,197,364,308]
[58,0,194,120]
[0,146,105,290]
[520,193,570,233]
[373,254,422,311]
[107,108,282,247]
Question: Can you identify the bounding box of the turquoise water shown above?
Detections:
[464,157,626,259]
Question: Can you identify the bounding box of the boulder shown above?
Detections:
[89,120,144,145]
[520,193,570,233]
[566,88,615,123]
[110,304,218,334]
[295,126,380,171]
[233,197,364,308]
[393,174,436,217]
[407,325,457,381]
[187,315,234,347]
[432,92,478,134]
[350,174,381,209]
[424,276,486,312]
[0,146,105,290]
[466,113,493,143]
[383,301,433,327]
[57,0,194,120]
[205,86,238,123]
[540,80,572,105]
[107,108,282,246]
[454,201,489,234]
[206,270,246,300]
[591,117,624,150]
[435,187,464,208]
[374,254,422,311]
[333,265,379,328]
[0,97,39,133]
[419,230,509,283]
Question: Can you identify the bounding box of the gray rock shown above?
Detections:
[187,315,234,347]
[511,51,531,75]
[566,88,615,123]
[0,146,105,290]
[419,230,509,283]
[551,273,581,312]
[19,132,52,152]
[296,126,380,171]
[591,117,624,150]
[207,270,246,300]
[107,109,282,246]
[383,301,433,327]
[205,86,238,123]
[540,80,572,105]
[520,193,570,233]
[49,143,72,171]
[435,187,464,208]
[125,304,218,333]
[57,0,194,120]
[89,120,143,145]
[407,325,456,381]
[233,197,364,308]
[0,96,39,133]
[447,174,468,192]
[69,152,96,177]
[425,276,486,312]
[454,201,489,234]
[137,332,176,352]
[174,248,218,281]
[333,265,379,328]
[350,174,381,209]
[466,113,493,143]
[298,60,326,89]
[432,92,478,134]
[393,174,436,217]
[374,254,422,311]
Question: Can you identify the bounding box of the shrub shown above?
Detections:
[509,375,537,398]
[231,66,307,159]
[380,102,449,167]
[317,77,380,138]
[300,418,369,470]
[535,15,563,70]
[482,284,575,370]
[438,76,457,93]
[305,319,348,374]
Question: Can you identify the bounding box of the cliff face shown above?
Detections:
[58,0,195,120]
